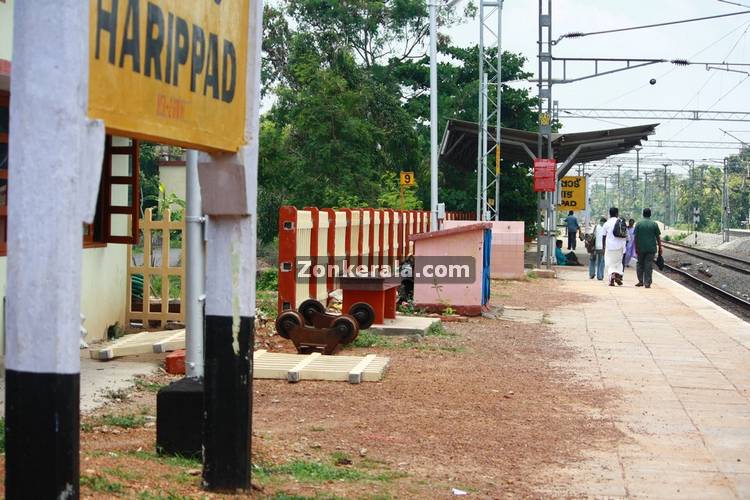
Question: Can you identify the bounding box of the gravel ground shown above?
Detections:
[664,229,750,258]
[662,248,750,301]
[0,279,624,498]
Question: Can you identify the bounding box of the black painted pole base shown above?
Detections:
[156,377,204,459]
[5,370,80,499]
[203,315,253,492]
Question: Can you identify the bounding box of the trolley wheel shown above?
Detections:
[275,311,302,340]
[298,299,326,325]
[348,302,375,330]
[332,316,358,345]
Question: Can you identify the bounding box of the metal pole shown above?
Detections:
[6,1,106,496]
[545,0,555,268]
[476,0,485,221]
[481,73,489,219]
[185,150,205,379]
[535,0,543,268]
[723,158,730,242]
[494,0,504,221]
[429,1,439,230]
[617,165,621,209]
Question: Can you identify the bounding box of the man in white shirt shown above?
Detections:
[587,217,606,280]
[602,207,628,286]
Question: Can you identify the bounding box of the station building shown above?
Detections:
[0,0,141,345]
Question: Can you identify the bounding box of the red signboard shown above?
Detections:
[534,159,557,192]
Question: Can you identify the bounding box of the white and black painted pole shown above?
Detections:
[198,2,263,492]
[5,1,105,497]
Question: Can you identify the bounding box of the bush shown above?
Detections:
[257,268,278,291]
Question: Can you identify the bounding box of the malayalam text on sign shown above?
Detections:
[88,0,251,152]
[559,176,587,210]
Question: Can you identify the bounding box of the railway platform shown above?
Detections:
[542,263,750,498]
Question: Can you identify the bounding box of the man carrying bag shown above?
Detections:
[633,207,663,289]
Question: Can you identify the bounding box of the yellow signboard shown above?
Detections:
[88,0,250,152]
[400,171,416,187]
[559,176,587,210]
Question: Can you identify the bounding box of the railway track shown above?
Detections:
[658,242,750,319]
[661,242,750,275]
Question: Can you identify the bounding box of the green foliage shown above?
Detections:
[351,330,394,348]
[258,2,541,242]
[258,268,279,291]
[80,475,125,494]
[425,322,455,337]
[137,491,192,500]
[255,458,404,484]
[101,467,143,482]
[377,172,423,209]
[101,414,146,429]
[588,150,750,233]
[0,417,5,453]
[133,377,166,393]
[126,450,201,468]
[107,322,126,340]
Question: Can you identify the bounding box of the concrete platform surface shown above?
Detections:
[368,315,440,336]
[543,265,750,498]
[0,350,162,414]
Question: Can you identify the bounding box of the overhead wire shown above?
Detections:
[554,10,750,44]
[665,20,750,140]
[596,19,750,107]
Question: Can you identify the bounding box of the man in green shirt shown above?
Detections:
[633,208,662,288]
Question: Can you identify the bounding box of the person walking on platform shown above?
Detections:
[623,218,636,268]
[602,207,628,286]
[586,216,606,280]
[633,208,662,289]
[564,210,580,250]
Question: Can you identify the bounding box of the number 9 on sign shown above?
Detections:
[400,171,416,187]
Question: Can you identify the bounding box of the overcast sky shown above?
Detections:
[445,0,750,178]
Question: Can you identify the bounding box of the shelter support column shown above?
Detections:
[5,0,105,497]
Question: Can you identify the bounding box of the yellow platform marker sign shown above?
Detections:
[88,0,250,152]
[559,176,586,210]
[400,171,416,187]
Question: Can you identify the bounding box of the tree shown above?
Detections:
[258,1,541,241]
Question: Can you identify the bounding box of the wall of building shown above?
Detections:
[159,164,186,203]
[0,0,13,62]
[0,136,131,349]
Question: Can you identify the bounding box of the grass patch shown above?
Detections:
[80,475,125,494]
[137,491,192,500]
[133,377,166,393]
[254,459,405,484]
[0,417,5,453]
[331,451,352,465]
[102,466,143,482]
[425,322,455,338]
[270,494,343,500]
[400,339,465,353]
[101,414,146,429]
[126,450,201,468]
[351,330,394,348]
[526,271,538,280]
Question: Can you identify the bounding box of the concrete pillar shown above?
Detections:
[198,2,263,492]
[5,1,105,497]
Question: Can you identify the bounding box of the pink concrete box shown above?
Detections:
[410,222,492,316]
[444,221,525,280]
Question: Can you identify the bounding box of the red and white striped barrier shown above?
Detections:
[277,206,474,312]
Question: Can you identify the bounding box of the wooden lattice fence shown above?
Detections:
[127,208,185,329]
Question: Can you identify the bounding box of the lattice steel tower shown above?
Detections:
[476,0,504,221]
